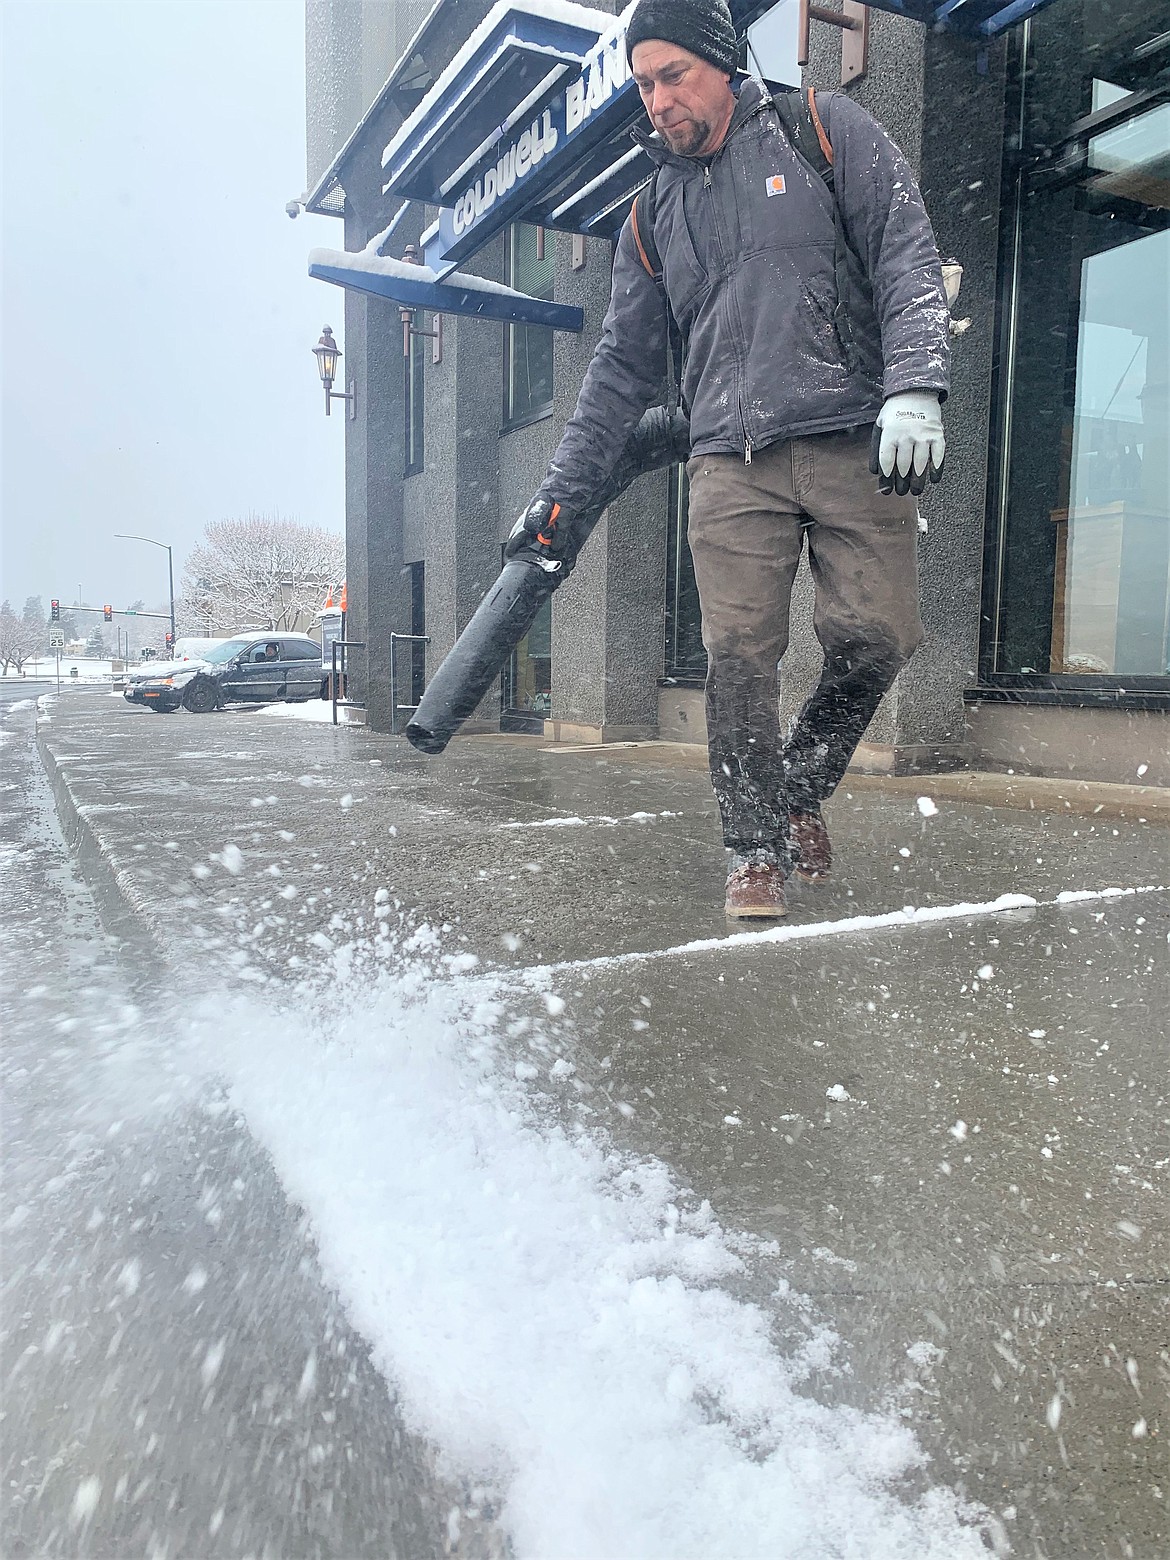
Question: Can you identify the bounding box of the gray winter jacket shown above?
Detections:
[542,80,951,513]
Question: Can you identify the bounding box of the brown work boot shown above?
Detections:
[724,851,787,919]
[788,809,832,882]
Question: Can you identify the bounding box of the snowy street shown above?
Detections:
[3,686,1167,1558]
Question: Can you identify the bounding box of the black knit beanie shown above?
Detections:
[625,0,739,76]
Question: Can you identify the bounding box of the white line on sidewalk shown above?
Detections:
[498,810,686,830]
[519,884,1168,982]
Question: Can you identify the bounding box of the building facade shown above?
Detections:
[298,0,1169,785]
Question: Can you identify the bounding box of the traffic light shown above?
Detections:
[165,631,174,650]
[51,599,60,622]
[103,604,113,622]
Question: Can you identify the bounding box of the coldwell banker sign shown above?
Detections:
[380,2,650,279]
[435,17,638,268]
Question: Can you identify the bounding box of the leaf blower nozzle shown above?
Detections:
[405,406,690,755]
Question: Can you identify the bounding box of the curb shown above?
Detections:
[35,710,170,962]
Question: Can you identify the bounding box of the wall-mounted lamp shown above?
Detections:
[313,326,357,419]
[400,245,443,364]
[941,261,972,337]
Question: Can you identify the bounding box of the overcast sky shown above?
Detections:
[1,0,346,617]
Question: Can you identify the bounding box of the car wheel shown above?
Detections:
[182,679,220,715]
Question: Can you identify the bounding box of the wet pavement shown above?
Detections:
[8,686,1170,1557]
[1,692,505,1560]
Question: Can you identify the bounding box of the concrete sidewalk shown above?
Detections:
[34,689,1170,1557]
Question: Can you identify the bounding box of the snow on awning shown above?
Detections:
[380,1,613,205]
[308,241,585,332]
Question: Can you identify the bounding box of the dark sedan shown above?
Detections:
[131,633,327,714]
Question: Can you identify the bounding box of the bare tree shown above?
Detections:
[0,599,47,674]
[180,513,344,635]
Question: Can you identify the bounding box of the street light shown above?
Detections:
[115,534,175,651]
[313,326,356,419]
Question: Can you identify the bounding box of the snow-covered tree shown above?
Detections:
[180,513,344,635]
[21,597,47,660]
[0,599,48,673]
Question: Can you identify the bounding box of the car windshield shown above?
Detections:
[201,638,255,665]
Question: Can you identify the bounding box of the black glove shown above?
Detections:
[504,495,573,562]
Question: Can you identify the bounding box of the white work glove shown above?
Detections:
[869,391,946,497]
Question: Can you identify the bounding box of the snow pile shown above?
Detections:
[261,699,342,724]
[13,657,118,682]
[178,935,993,1559]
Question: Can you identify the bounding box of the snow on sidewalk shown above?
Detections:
[177,927,998,1560]
[261,699,346,724]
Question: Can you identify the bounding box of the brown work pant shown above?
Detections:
[686,426,923,853]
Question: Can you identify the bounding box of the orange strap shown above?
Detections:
[630,193,657,279]
[806,87,834,166]
[536,502,561,546]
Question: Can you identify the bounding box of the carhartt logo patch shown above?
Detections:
[765,174,786,197]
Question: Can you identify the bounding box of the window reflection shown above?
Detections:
[991,0,1169,682]
[1058,228,1168,675]
[502,595,552,730]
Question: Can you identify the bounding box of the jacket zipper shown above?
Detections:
[701,101,772,465]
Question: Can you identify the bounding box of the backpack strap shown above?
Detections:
[631,168,686,414]
[772,87,866,374]
[630,173,663,283]
[772,86,835,192]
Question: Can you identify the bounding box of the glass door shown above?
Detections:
[987,2,1170,693]
[1060,221,1168,674]
[501,593,552,733]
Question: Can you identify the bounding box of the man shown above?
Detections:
[509,0,950,917]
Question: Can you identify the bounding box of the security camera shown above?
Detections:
[285,200,302,220]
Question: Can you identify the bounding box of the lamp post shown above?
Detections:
[115,534,175,651]
[313,326,356,418]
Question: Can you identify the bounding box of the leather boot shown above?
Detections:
[788,809,832,882]
[724,851,787,918]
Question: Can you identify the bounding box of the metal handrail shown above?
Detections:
[389,632,430,735]
[330,639,366,726]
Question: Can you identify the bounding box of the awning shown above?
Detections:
[859,0,1062,37]
[307,243,585,332]
[307,0,1067,323]
[381,3,611,205]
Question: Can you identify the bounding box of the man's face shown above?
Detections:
[630,39,735,158]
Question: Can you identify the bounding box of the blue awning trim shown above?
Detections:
[860,0,1062,35]
[307,255,585,333]
[381,7,607,206]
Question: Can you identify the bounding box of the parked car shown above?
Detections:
[123,638,228,708]
[129,632,327,714]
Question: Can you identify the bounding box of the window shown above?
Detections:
[664,463,707,682]
[405,310,425,475]
[285,640,321,660]
[985,2,1169,693]
[503,224,555,428]
[501,547,552,732]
